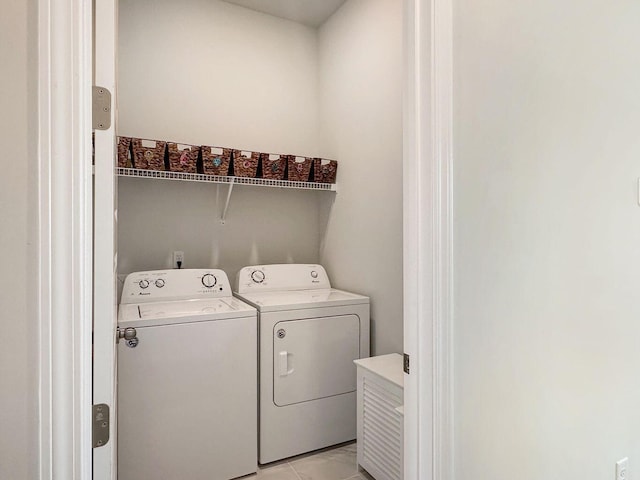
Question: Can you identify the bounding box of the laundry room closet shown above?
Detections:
[116,0,403,355]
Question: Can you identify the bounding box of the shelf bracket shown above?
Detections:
[220,178,235,224]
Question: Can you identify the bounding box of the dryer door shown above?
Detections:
[273,314,360,406]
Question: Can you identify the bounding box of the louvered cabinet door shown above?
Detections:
[356,367,404,480]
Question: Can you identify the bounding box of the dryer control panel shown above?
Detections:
[235,264,331,293]
[121,269,232,304]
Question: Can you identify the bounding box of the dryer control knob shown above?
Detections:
[138,280,149,289]
[201,274,217,288]
[251,270,265,283]
[155,279,165,288]
[310,271,318,279]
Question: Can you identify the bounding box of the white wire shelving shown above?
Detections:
[116,167,336,223]
[116,167,337,192]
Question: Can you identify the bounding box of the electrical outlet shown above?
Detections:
[173,251,184,269]
[616,457,628,480]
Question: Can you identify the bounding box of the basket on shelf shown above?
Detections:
[260,153,288,180]
[131,138,167,171]
[117,136,133,168]
[287,156,313,182]
[167,143,199,173]
[313,158,338,184]
[201,145,232,176]
[232,150,260,178]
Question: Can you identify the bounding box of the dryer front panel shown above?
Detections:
[273,314,360,407]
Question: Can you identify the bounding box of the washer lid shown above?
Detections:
[234,288,368,312]
[118,297,256,328]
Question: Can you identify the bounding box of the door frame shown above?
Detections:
[37,0,455,478]
[36,0,94,478]
[403,0,453,478]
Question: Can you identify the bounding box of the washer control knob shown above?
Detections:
[155,279,165,288]
[310,271,318,279]
[201,274,217,288]
[251,270,265,283]
[138,280,149,289]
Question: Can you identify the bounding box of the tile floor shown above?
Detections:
[242,442,374,480]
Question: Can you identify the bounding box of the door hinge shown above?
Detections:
[403,353,410,374]
[92,86,112,130]
[92,403,110,448]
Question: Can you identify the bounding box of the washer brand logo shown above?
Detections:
[138,292,150,296]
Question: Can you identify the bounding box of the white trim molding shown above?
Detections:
[403,0,453,478]
[38,0,93,478]
[431,0,454,477]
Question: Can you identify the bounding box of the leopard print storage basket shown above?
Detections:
[167,143,199,173]
[131,138,167,171]
[117,136,132,168]
[313,158,338,183]
[260,153,288,180]
[232,150,260,178]
[287,156,313,182]
[201,146,232,176]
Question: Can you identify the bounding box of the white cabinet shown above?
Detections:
[354,354,404,480]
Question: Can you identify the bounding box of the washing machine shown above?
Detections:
[234,264,370,464]
[118,269,257,480]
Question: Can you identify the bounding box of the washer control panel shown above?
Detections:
[201,273,217,288]
[121,269,231,304]
[235,264,331,293]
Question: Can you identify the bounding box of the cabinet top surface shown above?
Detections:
[354,353,404,388]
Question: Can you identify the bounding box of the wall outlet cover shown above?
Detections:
[173,251,184,268]
[616,457,628,480]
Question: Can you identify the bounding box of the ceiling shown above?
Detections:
[221,0,348,28]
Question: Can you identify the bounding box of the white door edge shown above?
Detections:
[37,0,94,478]
[431,0,454,477]
[93,0,118,478]
[403,0,454,479]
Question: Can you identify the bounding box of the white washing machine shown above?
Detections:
[118,269,257,480]
[234,264,370,464]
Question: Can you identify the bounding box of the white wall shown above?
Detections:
[317,0,404,355]
[453,1,640,478]
[118,179,323,279]
[118,0,322,280]
[118,0,404,357]
[118,0,404,354]
[0,0,37,477]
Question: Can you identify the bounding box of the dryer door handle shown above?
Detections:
[278,351,294,376]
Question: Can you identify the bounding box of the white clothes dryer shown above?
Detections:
[118,269,257,480]
[234,264,370,464]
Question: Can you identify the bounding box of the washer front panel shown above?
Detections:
[118,317,257,480]
[273,314,360,406]
[257,303,370,464]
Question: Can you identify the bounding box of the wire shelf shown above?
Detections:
[116,168,337,192]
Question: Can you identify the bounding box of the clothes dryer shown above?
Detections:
[118,269,257,480]
[234,264,370,464]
